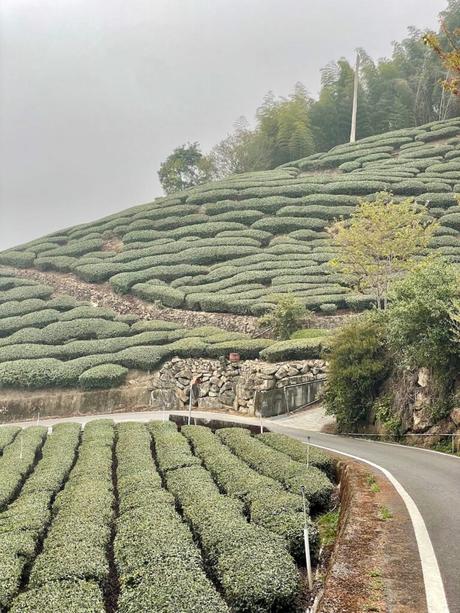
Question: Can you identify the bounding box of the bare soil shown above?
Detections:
[319,458,427,613]
[2,266,350,332]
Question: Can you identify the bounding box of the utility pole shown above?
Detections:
[350,51,360,143]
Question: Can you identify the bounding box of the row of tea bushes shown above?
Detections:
[182,425,319,561]
[217,428,334,511]
[149,422,301,612]
[0,425,20,453]
[115,422,229,613]
[0,424,80,608]
[9,421,114,612]
[0,426,47,509]
[2,117,458,313]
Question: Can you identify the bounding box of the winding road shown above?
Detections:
[4,408,459,613]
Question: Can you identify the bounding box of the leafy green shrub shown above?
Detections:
[72,263,121,283]
[0,285,54,304]
[257,432,334,476]
[35,255,79,272]
[217,428,333,511]
[252,216,326,233]
[0,424,81,608]
[0,309,61,337]
[162,462,300,612]
[441,212,460,229]
[258,294,309,340]
[320,303,338,314]
[206,339,273,359]
[40,238,104,258]
[415,126,460,141]
[182,425,319,561]
[131,283,185,307]
[24,421,114,597]
[8,580,105,613]
[115,423,228,613]
[0,426,47,510]
[324,314,389,432]
[322,180,389,194]
[78,364,128,389]
[0,425,20,452]
[0,251,35,268]
[259,337,329,361]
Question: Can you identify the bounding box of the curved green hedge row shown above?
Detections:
[0,425,20,452]
[217,428,334,511]
[258,432,334,477]
[115,422,229,613]
[0,426,47,510]
[150,423,301,612]
[182,425,319,562]
[0,424,82,609]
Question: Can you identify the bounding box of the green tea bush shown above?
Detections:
[72,263,121,283]
[252,216,326,233]
[78,364,128,389]
[40,238,103,258]
[0,285,54,304]
[182,425,319,562]
[441,212,460,229]
[0,425,20,452]
[162,463,300,612]
[0,309,60,337]
[131,283,185,307]
[0,426,47,510]
[415,126,460,141]
[0,424,81,609]
[0,297,48,319]
[0,251,35,268]
[115,423,228,613]
[23,421,113,601]
[257,432,334,476]
[322,180,389,194]
[217,428,333,511]
[259,337,329,361]
[206,339,273,359]
[35,256,78,272]
[8,580,105,613]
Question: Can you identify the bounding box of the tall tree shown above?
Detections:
[328,193,437,309]
[158,143,215,194]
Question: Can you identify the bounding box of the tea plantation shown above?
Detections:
[0,272,334,390]
[0,420,334,612]
[1,118,459,316]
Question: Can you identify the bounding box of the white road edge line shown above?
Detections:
[309,442,450,613]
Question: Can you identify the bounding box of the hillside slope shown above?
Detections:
[1,117,460,317]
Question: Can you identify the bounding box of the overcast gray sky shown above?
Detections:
[0,0,446,251]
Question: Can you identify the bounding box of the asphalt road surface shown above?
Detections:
[269,424,459,613]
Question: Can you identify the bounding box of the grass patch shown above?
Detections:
[316,509,340,547]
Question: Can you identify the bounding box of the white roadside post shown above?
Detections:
[19,432,23,461]
[306,435,311,469]
[301,486,313,592]
[259,412,264,434]
[188,386,193,426]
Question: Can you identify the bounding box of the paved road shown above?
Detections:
[268,424,459,613]
[3,409,459,612]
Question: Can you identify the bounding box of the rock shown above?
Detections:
[450,408,460,427]
[417,367,430,388]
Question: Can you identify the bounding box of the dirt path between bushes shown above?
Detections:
[1,266,258,333]
[2,266,350,333]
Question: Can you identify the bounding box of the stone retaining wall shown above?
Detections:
[148,357,328,415]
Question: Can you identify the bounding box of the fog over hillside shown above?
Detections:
[0,0,446,250]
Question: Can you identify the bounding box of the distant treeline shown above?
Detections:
[159,1,460,193]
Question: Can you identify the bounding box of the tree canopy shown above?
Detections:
[327,193,437,310]
[158,142,215,194]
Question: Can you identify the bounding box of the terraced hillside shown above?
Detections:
[0,420,334,612]
[1,118,459,316]
[0,272,281,390]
